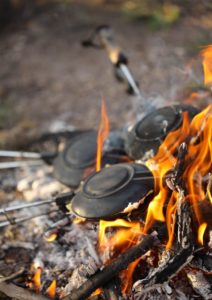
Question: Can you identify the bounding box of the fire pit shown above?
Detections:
[0,32,211,300]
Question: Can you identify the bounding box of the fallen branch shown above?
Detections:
[62,234,156,300]
[0,281,49,300]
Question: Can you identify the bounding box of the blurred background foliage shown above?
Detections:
[0,0,211,148]
[0,0,212,31]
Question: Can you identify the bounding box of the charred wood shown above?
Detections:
[186,269,212,300]
[190,250,212,274]
[62,234,156,300]
[133,246,194,294]
[165,142,187,192]
[62,257,101,296]
[102,277,122,300]
[133,191,194,294]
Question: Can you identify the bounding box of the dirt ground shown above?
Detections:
[0,1,212,147]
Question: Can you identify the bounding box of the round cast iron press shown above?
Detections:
[53,131,125,188]
[125,104,199,160]
[53,131,98,188]
[71,163,154,220]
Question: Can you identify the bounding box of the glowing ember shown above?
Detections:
[92,288,102,296]
[201,45,212,86]
[45,232,57,242]
[73,216,86,224]
[46,279,57,298]
[96,97,110,172]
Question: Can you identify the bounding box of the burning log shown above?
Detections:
[133,143,195,295]
[133,193,194,294]
[62,234,157,300]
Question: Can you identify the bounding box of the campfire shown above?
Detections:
[0,30,211,300]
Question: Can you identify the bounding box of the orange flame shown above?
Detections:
[96,97,110,172]
[165,193,177,250]
[98,219,143,293]
[99,219,143,257]
[121,257,141,295]
[198,223,207,245]
[46,279,56,298]
[201,45,212,85]
[184,92,200,104]
[183,105,212,226]
[207,177,212,204]
[144,112,190,234]
[92,288,102,296]
[144,106,212,248]
[96,104,212,294]
[45,232,57,242]
[33,267,42,291]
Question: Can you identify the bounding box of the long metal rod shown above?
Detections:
[0,192,74,215]
[0,210,58,228]
[0,198,57,215]
[0,192,74,228]
[0,160,44,169]
[0,150,41,159]
[119,63,154,113]
[119,63,141,96]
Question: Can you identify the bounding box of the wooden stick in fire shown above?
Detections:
[62,233,157,300]
[133,143,195,295]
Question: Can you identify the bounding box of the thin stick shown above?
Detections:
[62,234,156,300]
[0,268,25,283]
[0,281,49,300]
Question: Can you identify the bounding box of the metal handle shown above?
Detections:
[0,192,74,228]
